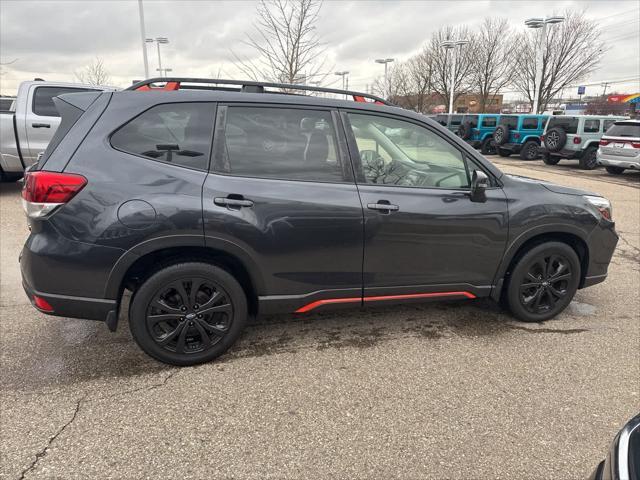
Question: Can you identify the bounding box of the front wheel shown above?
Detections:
[605,166,625,175]
[506,242,580,322]
[129,262,248,366]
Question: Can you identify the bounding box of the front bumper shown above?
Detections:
[581,220,618,289]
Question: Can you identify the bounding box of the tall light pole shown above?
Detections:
[137,0,149,78]
[441,39,469,114]
[375,58,394,99]
[335,71,349,98]
[157,67,173,77]
[146,37,169,77]
[525,16,564,114]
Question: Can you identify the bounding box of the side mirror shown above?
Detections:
[470,170,489,203]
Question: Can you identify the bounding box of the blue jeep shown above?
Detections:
[493,114,549,160]
[457,114,501,155]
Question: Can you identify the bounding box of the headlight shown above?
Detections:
[584,195,612,221]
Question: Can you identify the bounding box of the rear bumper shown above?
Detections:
[597,151,640,169]
[22,278,116,321]
[541,147,581,159]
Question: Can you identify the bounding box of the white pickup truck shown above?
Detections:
[0,80,116,180]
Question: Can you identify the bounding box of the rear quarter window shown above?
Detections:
[521,118,538,130]
[480,116,497,128]
[32,86,98,117]
[547,117,578,134]
[583,119,600,133]
[110,103,215,171]
[450,115,462,126]
[500,116,518,128]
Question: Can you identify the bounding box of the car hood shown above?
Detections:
[506,174,597,197]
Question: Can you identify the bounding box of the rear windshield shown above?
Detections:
[547,117,579,134]
[499,116,518,128]
[605,122,640,138]
[462,115,478,128]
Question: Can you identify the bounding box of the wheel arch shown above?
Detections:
[492,227,590,301]
[522,135,541,145]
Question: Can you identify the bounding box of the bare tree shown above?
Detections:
[428,25,476,107]
[511,10,605,112]
[380,52,437,113]
[471,18,515,112]
[233,0,328,85]
[75,57,111,85]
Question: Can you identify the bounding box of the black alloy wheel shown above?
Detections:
[146,278,232,354]
[579,147,598,170]
[520,140,539,160]
[506,242,580,322]
[129,262,248,365]
[481,138,497,155]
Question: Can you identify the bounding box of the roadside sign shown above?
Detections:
[577,86,586,95]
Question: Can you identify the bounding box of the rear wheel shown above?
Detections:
[519,140,539,160]
[498,148,511,157]
[543,153,560,165]
[579,146,598,170]
[129,262,248,365]
[605,166,625,175]
[506,242,580,322]
[480,138,496,155]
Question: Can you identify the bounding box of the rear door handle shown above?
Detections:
[214,197,254,208]
[32,123,50,128]
[367,202,399,212]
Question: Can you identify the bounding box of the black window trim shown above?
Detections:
[108,101,217,173]
[32,85,100,118]
[339,108,501,192]
[209,102,355,185]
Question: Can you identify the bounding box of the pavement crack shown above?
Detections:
[94,369,180,401]
[17,395,86,480]
[617,233,640,256]
[506,325,588,335]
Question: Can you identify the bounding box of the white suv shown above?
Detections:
[542,115,628,170]
[597,119,640,175]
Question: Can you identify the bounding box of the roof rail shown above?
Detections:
[126,77,393,106]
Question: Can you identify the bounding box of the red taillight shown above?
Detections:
[631,142,640,149]
[573,136,582,144]
[600,139,610,146]
[21,171,87,218]
[33,295,54,312]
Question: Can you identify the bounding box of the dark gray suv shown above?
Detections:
[20,78,618,365]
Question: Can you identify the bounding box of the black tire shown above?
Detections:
[493,125,509,145]
[129,262,248,366]
[544,127,567,152]
[519,140,539,161]
[480,137,496,155]
[579,146,598,170]
[506,242,580,322]
[605,166,625,175]
[498,148,511,157]
[542,153,560,165]
[458,122,472,140]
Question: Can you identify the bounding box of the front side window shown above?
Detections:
[215,106,345,183]
[522,118,538,130]
[33,86,98,117]
[481,116,497,128]
[500,116,518,129]
[111,103,215,170]
[348,113,470,189]
[584,119,601,133]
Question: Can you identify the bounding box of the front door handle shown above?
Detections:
[214,196,254,208]
[32,123,50,128]
[367,201,399,213]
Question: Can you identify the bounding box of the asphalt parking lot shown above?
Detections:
[1,157,638,479]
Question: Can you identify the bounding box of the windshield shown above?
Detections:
[605,122,640,138]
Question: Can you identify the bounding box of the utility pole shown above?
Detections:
[375,58,394,99]
[441,40,469,114]
[137,0,149,78]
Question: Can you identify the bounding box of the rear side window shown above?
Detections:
[500,116,518,128]
[584,119,600,133]
[111,103,215,171]
[450,115,462,126]
[435,115,448,126]
[215,106,346,183]
[463,115,478,127]
[605,122,640,137]
[521,118,538,130]
[547,117,579,134]
[32,86,98,117]
[480,116,497,128]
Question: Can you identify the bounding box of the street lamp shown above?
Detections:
[137,0,150,78]
[375,58,394,99]
[146,37,169,77]
[525,16,565,113]
[335,71,349,98]
[441,39,469,114]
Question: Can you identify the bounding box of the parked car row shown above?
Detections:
[433,113,637,175]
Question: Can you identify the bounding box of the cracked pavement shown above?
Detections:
[1,159,638,479]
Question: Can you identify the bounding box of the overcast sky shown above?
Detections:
[1,0,638,100]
